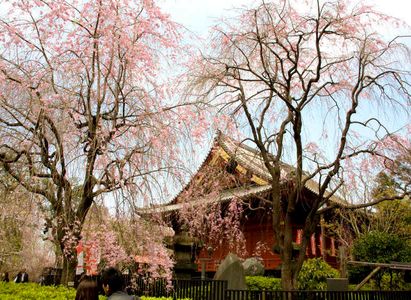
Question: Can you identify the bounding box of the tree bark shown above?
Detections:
[281,218,296,290]
[281,262,292,290]
[61,254,77,286]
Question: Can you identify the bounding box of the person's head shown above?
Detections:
[100,267,124,296]
[75,276,99,300]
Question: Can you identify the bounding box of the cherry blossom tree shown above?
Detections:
[0,0,190,284]
[177,164,248,257]
[117,214,175,285]
[189,0,411,289]
[79,205,175,284]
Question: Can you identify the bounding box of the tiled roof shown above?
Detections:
[218,133,289,181]
[217,132,344,205]
[153,131,344,212]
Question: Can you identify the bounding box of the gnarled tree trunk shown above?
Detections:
[61,254,77,286]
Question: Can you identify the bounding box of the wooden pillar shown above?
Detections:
[320,217,326,259]
[311,234,316,256]
[331,238,336,256]
[199,258,211,280]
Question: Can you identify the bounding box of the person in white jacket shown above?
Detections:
[14,269,29,283]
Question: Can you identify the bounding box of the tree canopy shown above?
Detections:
[0,0,192,283]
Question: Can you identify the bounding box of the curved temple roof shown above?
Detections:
[217,132,344,205]
[146,131,345,213]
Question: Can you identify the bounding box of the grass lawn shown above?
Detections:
[0,282,190,300]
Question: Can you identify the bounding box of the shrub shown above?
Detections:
[353,231,411,264]
[297,258,339,290]
[245,276,281,291]
[351,231,411,290]
[373,272,407,291]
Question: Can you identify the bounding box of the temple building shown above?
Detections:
[155,132,342,278]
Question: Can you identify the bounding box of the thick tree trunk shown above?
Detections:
[281,254,303,300]
[281,261,294,290]
[60,255,77,286]
[281,222,298,291]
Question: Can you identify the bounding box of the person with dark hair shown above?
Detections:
[13,271,21,283]
[75,276,99,300]
[2,272,9,282]
[101,267,139,300]
[13,269,28,283]
[21,269,28,283]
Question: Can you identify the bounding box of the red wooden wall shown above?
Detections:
[196,216,338,272]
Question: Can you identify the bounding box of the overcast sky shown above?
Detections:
[162,0,411,37]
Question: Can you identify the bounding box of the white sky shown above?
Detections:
[162,0,411,37]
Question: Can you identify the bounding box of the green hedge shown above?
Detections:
[245,276,282,291]
[246,259,340,291]
[0,282,79,300]
[0,282,190,300]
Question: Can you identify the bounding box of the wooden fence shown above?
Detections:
[135,278,227,299]
[133,279,411,300]
[225,290,411,300]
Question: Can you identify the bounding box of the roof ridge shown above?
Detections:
[217,132,346,206]
[166,132,221,205]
